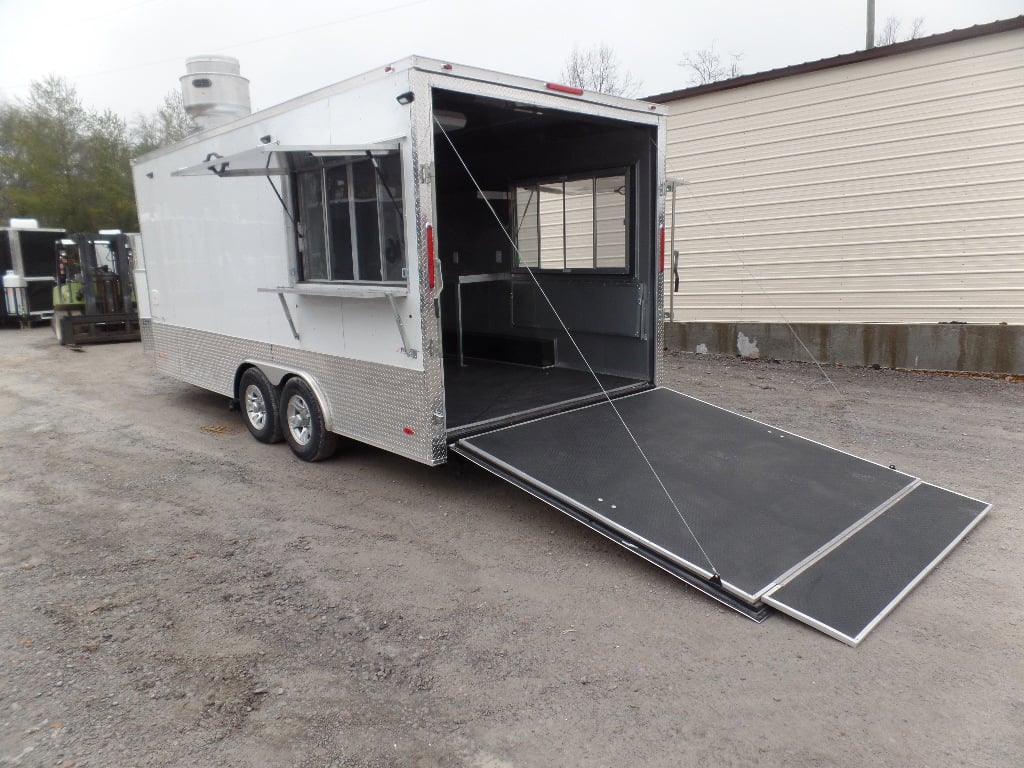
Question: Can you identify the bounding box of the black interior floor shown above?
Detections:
[444,359,644,432]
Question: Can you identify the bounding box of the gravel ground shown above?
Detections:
[1,326,1022,768]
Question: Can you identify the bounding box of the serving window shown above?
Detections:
[513,168,630,273]
[294,152,405,283]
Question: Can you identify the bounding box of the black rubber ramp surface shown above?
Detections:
[456,387,989,643]
[764,483,988,645]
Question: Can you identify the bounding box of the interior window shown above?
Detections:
[295,153,404,283]
[513,169,629,272]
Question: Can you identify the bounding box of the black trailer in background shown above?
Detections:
[1,225,64,325]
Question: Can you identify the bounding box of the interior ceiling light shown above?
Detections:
[433,109,467,131]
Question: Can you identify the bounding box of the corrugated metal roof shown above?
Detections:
[647,15,1024,104]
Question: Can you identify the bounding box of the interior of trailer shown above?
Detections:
[431,89,659,436]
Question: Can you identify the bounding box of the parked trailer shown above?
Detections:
[132,57,987,645]
[1,221,64,326]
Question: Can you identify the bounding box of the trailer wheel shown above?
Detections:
[239,367,283,444]
[280,378,337,462]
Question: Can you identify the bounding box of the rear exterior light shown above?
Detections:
[426,224,436,290]
[546,82,584,96]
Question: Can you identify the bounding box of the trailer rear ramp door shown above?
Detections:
[451,388,989,645]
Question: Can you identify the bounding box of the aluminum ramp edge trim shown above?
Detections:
[450,444,771,623]
[453,439,717,581]
[763,502,991,646]
[756,479,923,599]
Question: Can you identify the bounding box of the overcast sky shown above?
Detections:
[0,0,1021,121]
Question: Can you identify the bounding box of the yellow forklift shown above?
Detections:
[52,232,140,345]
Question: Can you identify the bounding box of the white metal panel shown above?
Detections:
[663,28,1024,324]
[133,71,424,367]
[130,233,151,320]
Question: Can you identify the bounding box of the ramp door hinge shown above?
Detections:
[418,163,435,184]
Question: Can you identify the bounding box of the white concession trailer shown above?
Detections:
[132,57,988,645]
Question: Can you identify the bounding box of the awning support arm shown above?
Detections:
[387,294,416,358]
[265,152,296,226]
[275,292,300,340]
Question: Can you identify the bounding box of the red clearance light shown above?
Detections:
[442,63,453,70]
[403,427,415,435]
[659,226,666,273]
[546,82,584,96]
[426,224,436,289]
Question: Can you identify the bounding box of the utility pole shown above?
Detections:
[866,0,876,49]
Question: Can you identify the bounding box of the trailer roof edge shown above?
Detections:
[132,55,664,165]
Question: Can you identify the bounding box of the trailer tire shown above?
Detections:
[239,367,283,444]
[280,378,337,462]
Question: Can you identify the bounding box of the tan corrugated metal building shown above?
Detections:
[648,17,1024,332]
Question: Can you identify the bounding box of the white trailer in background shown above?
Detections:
[132,57,987,645]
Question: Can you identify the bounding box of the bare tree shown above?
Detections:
[877,15,926,46]
[679,47,743,86]
[560,44,642,97]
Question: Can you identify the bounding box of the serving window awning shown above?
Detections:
[170,142,402,177]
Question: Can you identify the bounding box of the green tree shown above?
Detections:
[0,75,88,228]
[82,108,137,231]
[0,75,138,231]
[0,76,192,232]
[132,90,195,155]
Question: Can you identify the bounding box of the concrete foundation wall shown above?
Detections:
[664,322,1024,375]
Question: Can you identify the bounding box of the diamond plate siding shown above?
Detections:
[410,70,448,464]
[140,319,154,353]
[150,322,438,465]
[272,345,434,463]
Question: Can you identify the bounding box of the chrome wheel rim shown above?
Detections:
[286,394,312,445]
[244,384,267,430]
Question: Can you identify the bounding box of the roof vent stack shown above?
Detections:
[180,55,251,130]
